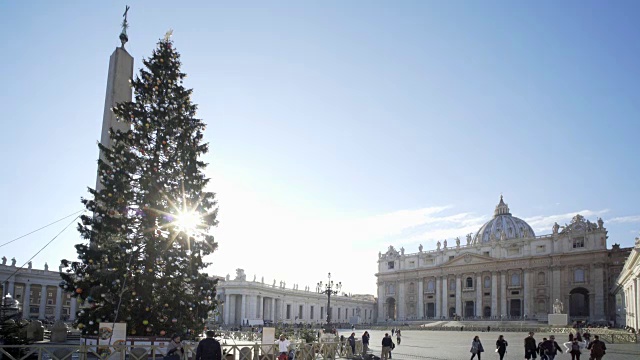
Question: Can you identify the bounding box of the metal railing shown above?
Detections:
[0,340,366,360]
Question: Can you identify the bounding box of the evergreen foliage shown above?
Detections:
[60,36,218,337]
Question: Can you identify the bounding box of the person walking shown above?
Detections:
[469,335,484,360]
[348,333,356,355]
[381,333,393,360]
[587,335,606,360]
[568,338,582,360]
[195,330,222,360]
[524,332,538,360]
[396,329,401,345]
[361,331,370,355]
[495,335,508,360]
[540,335,563,360]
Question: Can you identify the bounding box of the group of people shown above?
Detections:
[163,331,223,360]
[466,331,607,360]
[524,331,607,360]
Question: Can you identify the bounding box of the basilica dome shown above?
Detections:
[473,196,535,244]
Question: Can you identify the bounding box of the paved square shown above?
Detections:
[359,330,640,360]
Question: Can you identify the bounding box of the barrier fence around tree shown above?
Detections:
[0,340,366,360]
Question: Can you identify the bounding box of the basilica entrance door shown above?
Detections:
[569,287,589,317]
[426,303,435,318]
[464,301,475,317]
[386,298,396,320]
[510,299,521,317]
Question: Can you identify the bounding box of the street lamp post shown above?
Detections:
[317,272,341,329]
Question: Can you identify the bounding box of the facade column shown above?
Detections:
[54,286,63,320]
[22,283,31,318]
[417,278,424,318]
[241,294,246,323]
[378,284,384,321]
[70,297,77,321]
[38,285,47,319]
[523,270,530,318]
[455,276,462,316]
[594,265,605,319]
[491,272,498,318]
[500,272,507,317]
[397,282,405,320]
[551,267,561,313]
[442,277,448,318]
[433,277,440,318]
[635,277,640,331]
[475,274,482,317]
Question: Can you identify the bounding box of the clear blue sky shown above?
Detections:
[1,0,639,295]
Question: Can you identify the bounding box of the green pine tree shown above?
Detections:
[60,35,218,338]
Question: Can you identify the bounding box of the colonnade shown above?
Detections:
[221,292,374,326]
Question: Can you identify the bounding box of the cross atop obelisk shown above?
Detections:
[119,5,130,48]
[96,6,134,192]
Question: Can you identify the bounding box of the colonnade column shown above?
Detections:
[417,279,424,318]
[442,277,448,318]
[70,297,77,321]
[38,285,47,319]
[523,270,530,317]
[434,277,440,318]
[241,294,246,322]
[224,294,230,324]
[7,280,15,297]
[23,283,31,318]
[491,272,498,318]
[500,272,507,317]
[455,276,462,316]
[475,274,482,317]
[271,297,276,321]
[54,286,63,320]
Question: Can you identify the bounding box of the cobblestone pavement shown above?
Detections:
[360,330,640,360]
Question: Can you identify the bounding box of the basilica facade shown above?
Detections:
[375,197,631,324]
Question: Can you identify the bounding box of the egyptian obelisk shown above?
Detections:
[97,6,134,191]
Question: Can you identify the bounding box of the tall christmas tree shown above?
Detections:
[60,33,218,337]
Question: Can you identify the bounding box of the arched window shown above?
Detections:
[409,282,415,293]
[466,277,473,288]
[574,269,585,283]
[484,276,491,288]
[537,272,545,285]
[511,273,521,286]
[449,280,456,291]
[427,280,435,291]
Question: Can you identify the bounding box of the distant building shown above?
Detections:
[376,196,631,323]
[613,236,640,331]
[0,262,75,321]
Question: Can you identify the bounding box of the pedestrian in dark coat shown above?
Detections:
[195,331,222,360]
[495,335,508,360]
